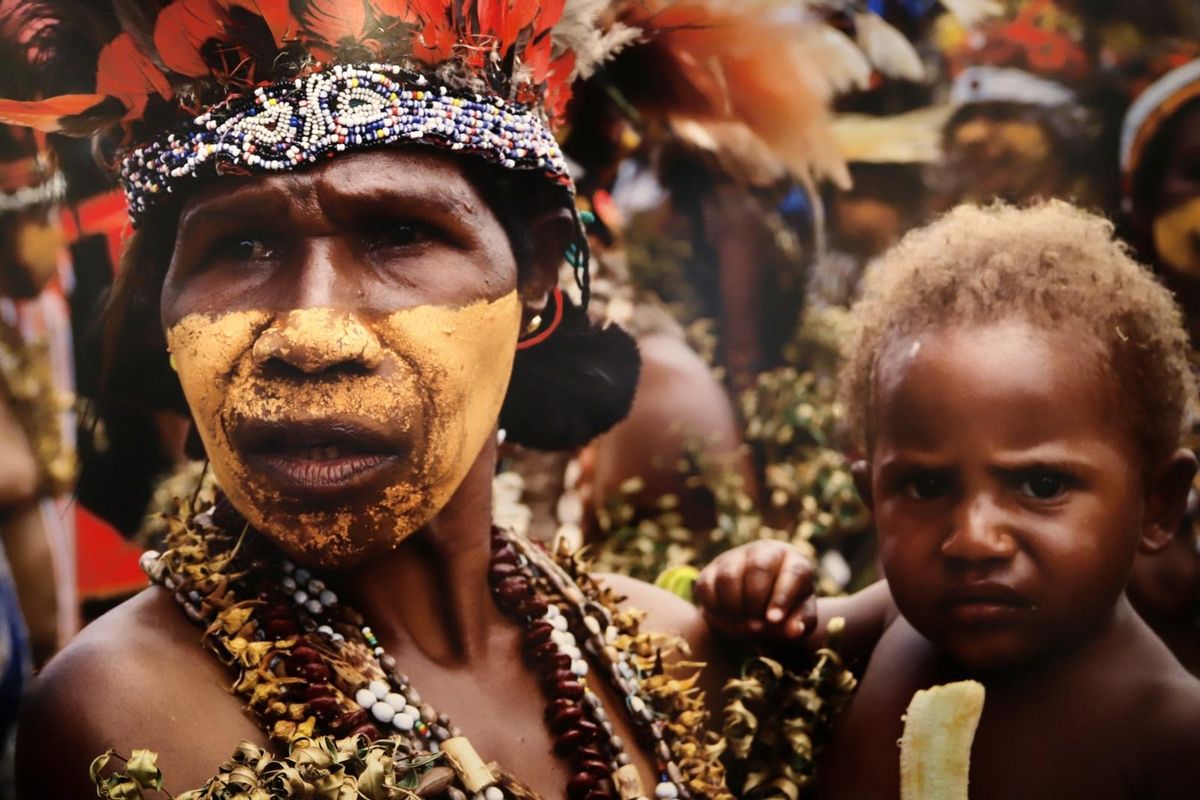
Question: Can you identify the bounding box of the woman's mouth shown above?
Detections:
[232,417,406,501]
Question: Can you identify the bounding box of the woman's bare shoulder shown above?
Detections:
[593,572,738,693]
[16,587,264,797]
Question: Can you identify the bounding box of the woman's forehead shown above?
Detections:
[177,147,486,230]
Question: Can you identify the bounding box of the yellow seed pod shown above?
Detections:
[899,680,986,800]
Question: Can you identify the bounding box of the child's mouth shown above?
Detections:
[940,582,1033,623]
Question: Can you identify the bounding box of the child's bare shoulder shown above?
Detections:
[1135,667,1200,798]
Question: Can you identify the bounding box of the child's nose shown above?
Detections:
[940,495,1018,562]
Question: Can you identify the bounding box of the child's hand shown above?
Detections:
[695,540,817,643]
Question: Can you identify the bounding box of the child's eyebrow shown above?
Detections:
[985,447,1100,476]
[875,454,954,479]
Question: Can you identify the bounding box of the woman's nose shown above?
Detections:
[940,495,1018,563]
[252,308,383,374]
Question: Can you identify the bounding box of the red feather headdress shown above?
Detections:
[1,0,627,134]
[0,0,641,222]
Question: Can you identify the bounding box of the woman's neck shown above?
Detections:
[331,438,506,665]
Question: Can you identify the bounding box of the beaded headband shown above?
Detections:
[120,63,570,225]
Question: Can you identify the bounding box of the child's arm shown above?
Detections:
[695,539,896,665]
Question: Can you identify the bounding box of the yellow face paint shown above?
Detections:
[167,293,522,567]
[951,119,1059,203]
[1153,196,1200,278]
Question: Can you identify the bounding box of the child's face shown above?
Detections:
[867,319,1147,670]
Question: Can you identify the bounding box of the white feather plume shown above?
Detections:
[555,0,643,80]
[797,23,873,97]
[855,12,925,83]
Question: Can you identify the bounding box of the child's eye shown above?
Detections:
[1017,470,1071,500]
[905,472,952,501]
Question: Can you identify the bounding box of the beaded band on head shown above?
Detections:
[1120,59,1200,209]
[0,166,64,214]
[120,63,572,226]
[0,125,64,217]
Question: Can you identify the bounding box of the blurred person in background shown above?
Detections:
[932,0,1107,210]
[0,121,76,671]
[1121,57,1200,675]
[0,115,74,793]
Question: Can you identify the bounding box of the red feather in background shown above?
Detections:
[523,31,552,83]
[295,0,369,48]
[96,32,174,119]
[392,0,446,25]
[414,17,455,62]
[530,0,563,40]
[477,0,538,51]
[543,49,574,123]
[222,0,295,49]
[153,0,225,77]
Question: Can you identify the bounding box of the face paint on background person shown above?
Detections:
[166,292,522,567]
[1153,196,1200,278]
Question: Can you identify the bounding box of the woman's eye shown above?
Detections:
[905,472,951,501]
[365,221,427,250]
[213,235,278,263]
[1019,471,1070,500]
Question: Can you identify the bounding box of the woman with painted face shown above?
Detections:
[1120,58,1200,676]
[1,2,736,797]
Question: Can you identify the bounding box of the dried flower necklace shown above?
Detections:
[143,496,732,800]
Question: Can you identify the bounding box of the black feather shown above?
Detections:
[499,295,641,451]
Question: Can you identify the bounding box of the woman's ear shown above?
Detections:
[1140,447,1198,554]
[519,207,575,308]
[851,459,874,511]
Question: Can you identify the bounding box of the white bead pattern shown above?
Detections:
[119,64,570,225]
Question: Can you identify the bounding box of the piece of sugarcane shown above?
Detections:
[899,680,986,800]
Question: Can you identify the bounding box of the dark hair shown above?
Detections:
[101,146,638,451]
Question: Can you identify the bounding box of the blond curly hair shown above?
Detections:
[839,200,1195,463]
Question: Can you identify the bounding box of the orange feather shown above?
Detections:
[0,95,114,133]
[96,33,174,120]
[621,1,847,186]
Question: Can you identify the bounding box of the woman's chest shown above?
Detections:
[398,652,663,799]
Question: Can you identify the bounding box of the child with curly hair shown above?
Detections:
[697,201,1200,798]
